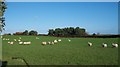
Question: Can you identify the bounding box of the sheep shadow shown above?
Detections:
[1,61,8,67]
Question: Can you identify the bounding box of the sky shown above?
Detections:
[3,2,118,34]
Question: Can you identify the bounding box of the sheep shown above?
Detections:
[10,42,14,45]
[48,42,51,45]
[112,43,118,48]
[14,39,17,41]
[8,41,11,44]
[23,42,31,45]
[19,42,23,45]
[88,42,92,46]
[102,43,107,47]
[42,42,47,46]
[18,39,21,42]
[36,37,39,39]
[58,39,61,42]
[0,36,2,38]
[27,42,31,45]
[51,42,55,45]
[54,40,58,44]
[68,39,71,42]
[3,38,5,40]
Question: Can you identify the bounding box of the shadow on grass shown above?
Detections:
[1,61,8,67]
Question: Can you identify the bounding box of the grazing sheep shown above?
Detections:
[3,38,5,40]
[42,42,47,46]
[54,40,58,43]
[0,36,2,38]
[48,42,51,45]
[10,42,14,45]
[58,39,61,42]
[88,42,92,46]
[18,40,20,41]
[23,42,31,45]
[19,42,23,45]
[14,39,17,41]
[36,37,39,39]
[51,42,55,45]
[68,39,71,42]
[8,41,11,44]
[27,42,31,45]
[112,43,118,48]
[102,43,107,47]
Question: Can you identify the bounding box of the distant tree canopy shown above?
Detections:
[48,27,88,37]
[29,30,38,35]
[0,0,7,33]
[13,30,38,35]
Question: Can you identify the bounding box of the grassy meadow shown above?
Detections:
[2,35,118,65]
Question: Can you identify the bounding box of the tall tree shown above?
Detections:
[0,0,7,33]
[48,29,55,36]
[29,30,38,35]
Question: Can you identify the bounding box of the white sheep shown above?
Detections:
[18,39,21,42]
[0,36,2,38]
[42,42,47,45]
[19,42,23,45]
[51,42,54,45]
[58,39,61,42]
[112,43,118,48]
[102,43,107,47]
[48,42,51,45]
[23,42,31,45]
[8,41,11,44]
[27,42,31,45]
[3,38,5,40]
[10,42,14,45]
[14,39,17,41]
[36,37,39,39]
[68,39,71,42]
[54,40,58,43]
[88,42,92,46]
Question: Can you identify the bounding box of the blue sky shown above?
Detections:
[3,2,118,34]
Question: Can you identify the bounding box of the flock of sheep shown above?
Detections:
[41,39,72,46]
[88,42,118,48]
[1,36,119,48]
[2,37,31,45]
[2,36,71,46]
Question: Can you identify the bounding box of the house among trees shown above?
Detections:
[13,32,23,35]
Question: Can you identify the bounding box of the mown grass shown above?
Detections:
[2,35,118,65]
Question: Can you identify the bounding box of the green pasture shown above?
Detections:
[2,35,118,65]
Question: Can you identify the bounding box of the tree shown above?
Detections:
[92,33,96,36]
[48,27,87,37]
[54,28,63,36]
[23,30,29,35]
[48,29,55,36]
[29,30,38,35]
[75,27,81,36]
[0,0,7,33]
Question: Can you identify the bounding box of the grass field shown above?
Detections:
[2,35,118,65]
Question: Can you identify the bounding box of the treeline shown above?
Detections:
[48,27,88,37]
[13,30,38,35]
